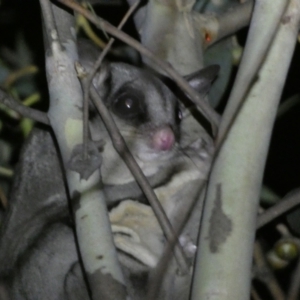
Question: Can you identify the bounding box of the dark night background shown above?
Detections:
[0,1,299,297]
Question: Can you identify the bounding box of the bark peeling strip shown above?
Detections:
[207,183,232,253]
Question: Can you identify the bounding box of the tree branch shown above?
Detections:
[254,241,285,300]
[0,88,49,125]
[191,1,299,299]
[39,0,62,52]
[257,188,300,229]
[39,1,127,298]
[216,0,288,147]
[194,1,254,48]
[287,254,300,300]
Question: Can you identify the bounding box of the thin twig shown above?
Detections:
[82,0,140,159]
[58,0,220,134]
[253,241,286,300]
[277,94,300,118]
[287,254,300,300]
[0,167,13,178]
[251,287,263,300]
[3,66,38,89]
[0,89,49,125]
[257,188,300,229]
[196,1,254,48]
[86,81,188,273]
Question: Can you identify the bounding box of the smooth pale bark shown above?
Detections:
[140,0,204,75]
[41,2,126,299]
[191,1,300,299]
[217,0,288,145]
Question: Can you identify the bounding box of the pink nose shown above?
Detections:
[152,127,175,151]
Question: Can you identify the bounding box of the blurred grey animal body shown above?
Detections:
[0,41,217,299]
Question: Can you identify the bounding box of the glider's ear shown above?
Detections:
[184,65,220,96]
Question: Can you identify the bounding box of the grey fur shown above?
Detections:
[0,41,217,299]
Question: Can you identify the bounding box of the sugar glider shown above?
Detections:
[0,40,218,300]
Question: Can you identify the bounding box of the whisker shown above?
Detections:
[92,116,208,164]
